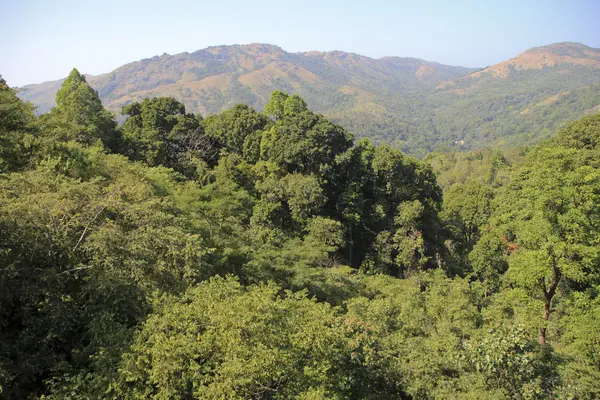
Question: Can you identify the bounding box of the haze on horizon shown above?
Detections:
[3,0,599,87]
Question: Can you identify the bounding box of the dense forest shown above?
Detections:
[1,69,600,399]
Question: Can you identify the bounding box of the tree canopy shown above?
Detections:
[1,75,599,399]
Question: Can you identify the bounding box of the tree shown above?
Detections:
[0,145,224,398]
[464,325,557,398]
[485,138,600,345]
[261,103,353,176]
[346,271,482,398]
[0,76,36,172]
[283,94,308,117]
[553,112,600,152]
[558,286,600,398]
[202,103,268,161]
[113,277,382,399]
[39,68,118,150]
[332,138,378,268]
[443,181,494,274]
[361,145,445,275]
[120,97,201,171]
[263,90,289,121]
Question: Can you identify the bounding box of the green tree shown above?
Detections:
[203,103,268,161]
[0,76,36,172]
[332,138,378,267]
[464,325,558,398]
[557,286,600,398]
[443,181,494,276]
[0,145,226,398]
[260,91,353,176]
[39,68,118,150]
[120,97,201,171]
[361,145,445,275]
[113,277,382,399]
[485,127,600,345]
[263,90,289,121]
[346,271,482,398]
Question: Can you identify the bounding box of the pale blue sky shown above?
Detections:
[3,0,599,86]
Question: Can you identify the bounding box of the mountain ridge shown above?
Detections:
[19,43,476,114]
[17,42,600,156]
[467,42,600,78]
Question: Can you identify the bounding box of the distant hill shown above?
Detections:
[20,44,472,115]
[423,42,600,153]
[468,42,600,78]
[18,42,600,157]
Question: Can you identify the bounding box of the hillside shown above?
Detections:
[468,42,600,78]
[18,42,600,156]
[21,44,471,114]
[422,42,600,152]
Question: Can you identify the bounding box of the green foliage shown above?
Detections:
[120,96,202,172]
[468,230,509,295]
[110,276,385,399]
[261,98,353,176]
[2,82,600,399]
[464,326,557,398]
[203,103,268,160]
[0,77,36,172]
[39,69,118,150]
[443,181,494,274]
[468,113,600,392]
[264,90,289,120]
[557,286,600,398]
[424,147,527,189]
[488,144,600,339]
[347,271,484,398]
[0,140,257,398]
[552,112,600,160]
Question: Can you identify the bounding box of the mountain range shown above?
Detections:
[18,42,600,157]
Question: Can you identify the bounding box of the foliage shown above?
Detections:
[38,69,118,150]
[203,103,268,161]
[112,276,386,399]
[120,96,202,173]
[0,77,36,172]
[2,74,600,399]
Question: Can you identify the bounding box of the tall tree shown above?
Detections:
[202,103,268,162]
[260,92,353,176]
[120,97,202,171]
[443,181,494,274]
[39,69,118,150]
[0,76,36,172]
[480,116,600,345]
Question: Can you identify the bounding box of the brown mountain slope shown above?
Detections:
[469,42,600,79]
[17,42,600,156]
[19,43,474,115]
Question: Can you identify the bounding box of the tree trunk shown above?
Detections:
[539,266,561,345]
[539,302,550,345]
[348,224,353,267]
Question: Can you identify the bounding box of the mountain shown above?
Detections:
[20,44,472,115]
[469,42,600,78]
[18,42,600,157]
[424,42,600,152]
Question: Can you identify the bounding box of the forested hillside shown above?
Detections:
[2,71,600,399]
[19,42,600,156]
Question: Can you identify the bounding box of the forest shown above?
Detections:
[1,69,599,399]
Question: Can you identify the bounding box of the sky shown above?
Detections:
[3,0,600,86]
